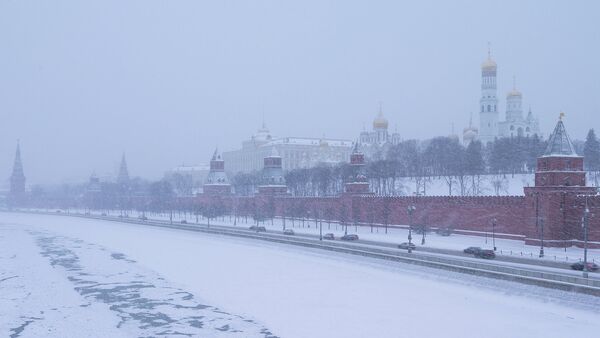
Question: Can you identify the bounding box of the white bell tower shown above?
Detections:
[479,46,499,144]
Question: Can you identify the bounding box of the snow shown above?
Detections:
[123,210,600,264]
[2,212,600,338]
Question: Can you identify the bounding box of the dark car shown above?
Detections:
[180,220,188,224]
[101,212,107,216]
[398,242,417,250]
[283,229,295,235]
[340,234,359,241]
[138,215,148,221]
[474,249,496,259]
[463,247,482,254]
[570,262,599,272]
[323,233,335,240]
[249,225,267,232]
[436,228,452,236]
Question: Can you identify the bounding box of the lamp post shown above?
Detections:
[407,205,416,253]
[539,219,545,258]
[583,197,590,278]
[319,218,323,241]
[421,215,427,245]
[492,218,497,251]
[535,192,544,257]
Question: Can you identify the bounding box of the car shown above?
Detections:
[398,242,417,250]
[340,234,359,241]
[463,246,482,254]
[55,210,62,213]
[84,211,91,215]
[283,229,295,235]
[138,215,148,221]
[474,249,496,259]
[570,262,599,272]
[249,225,267,232]
[436,228,452,236]
[180,220,188,224]
[323,233,335,240]
[101,213,107,216]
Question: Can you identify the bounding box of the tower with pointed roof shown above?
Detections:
[203,149,232,195]
[534,116,587,187]
[344,143,371,194]
[524,115,596,247]
[117,153,129,187]
[9,141,26,200]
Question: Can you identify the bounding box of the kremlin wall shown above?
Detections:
[191,119,600,249]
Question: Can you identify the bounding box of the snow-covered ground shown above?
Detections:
[105,209,599,264]
[397,172,598,196]
[1,212,599,338]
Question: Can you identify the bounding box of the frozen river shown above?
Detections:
[1,212,599,338]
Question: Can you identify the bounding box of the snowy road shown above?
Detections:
[1,212,599,338]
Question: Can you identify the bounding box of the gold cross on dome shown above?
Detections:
[559,112,565,120]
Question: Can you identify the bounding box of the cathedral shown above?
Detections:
[468,50,540,145]
[358,105,401,158]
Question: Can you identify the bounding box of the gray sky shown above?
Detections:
[1,0,599,185]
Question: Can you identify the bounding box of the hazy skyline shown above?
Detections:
[1,0,599,185]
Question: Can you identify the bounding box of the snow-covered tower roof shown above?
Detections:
[543,115,577,157]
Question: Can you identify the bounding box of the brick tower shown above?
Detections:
[203,148,232,195]
[524,115,596,247]
[257,148,288,195]
[344,143,370,194]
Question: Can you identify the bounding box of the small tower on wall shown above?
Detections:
[203,149,232,195]
[524,114,596,247]
[9,141,26,205]
[344,143,371,194]
[257,147,287,195]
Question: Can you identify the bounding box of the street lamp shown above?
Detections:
[319,218,323,241]
[407,205,416,253]
[535,192,544,258]
[421,215,427,245]
[539,219,545,258]
[583,197,590,278]
[492,218,497,251]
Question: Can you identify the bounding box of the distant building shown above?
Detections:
[476,49,540,144]
[358,105,401,159]
[223,122,353,174]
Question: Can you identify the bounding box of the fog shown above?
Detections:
[1,0,599,184]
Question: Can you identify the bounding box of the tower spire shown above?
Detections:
[117,153,129,185]
[10,140,26,197]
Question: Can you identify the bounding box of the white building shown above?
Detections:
[475,51,540,144]
[222,123,353,174]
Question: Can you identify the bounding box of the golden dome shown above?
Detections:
[481,58,497,70]
[507,89,522,97]
[373,114,388,129]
